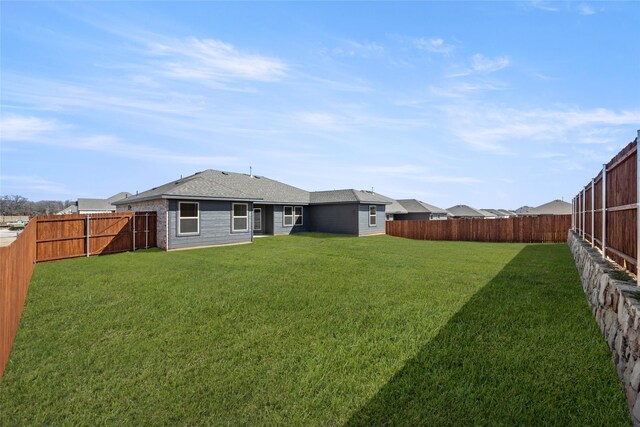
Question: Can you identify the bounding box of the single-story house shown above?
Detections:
[514,205,534,215]
[58,192,132,214]
[393,199,449,220]
[480,209,509,218]
[446,205,490,219]
[519,199,572,216]
[382,199,408,221]
[113,169,390,250]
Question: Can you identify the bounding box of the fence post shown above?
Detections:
[602,164,607,258]
[591,178,595,247]
[132,213,136,251]
[145,213,149,249]
[637,129,640,283]
[581,191,587,240]
[86,215,90,257]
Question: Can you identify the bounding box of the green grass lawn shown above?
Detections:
[0,234,629,425]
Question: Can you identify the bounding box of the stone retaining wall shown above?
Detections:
[568,231,640,425]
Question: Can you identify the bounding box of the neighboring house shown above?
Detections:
[382,199,408,221]
[446,205,490,219]
[113,169,389,250]
[515,205,534,215]
[56,205,78,215]
[521,199,572,216]
[477,209,498,219]
[497,209,518,217]
[481,209,509,218]
[58,192,133,214]
[394,199,449,220]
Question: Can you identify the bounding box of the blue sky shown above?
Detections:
[1,1,638,209]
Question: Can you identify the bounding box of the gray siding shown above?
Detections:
[358,204,386,236]
[167,200,252,249]
[309,204,360,235]
[272,205,311,235]
[394,212,431,221]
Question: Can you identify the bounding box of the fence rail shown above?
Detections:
[573,132,639,277]
[0,211,157,379]
[0,221,36,379]
[386,215,571,243]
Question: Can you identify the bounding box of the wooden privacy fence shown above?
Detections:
[573,132,639,277]
[386,215,571,243]
[1,221,36,379]
[35,211,157,262]
[1,211,157,379]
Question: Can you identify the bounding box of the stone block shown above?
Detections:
[631,360,640,392]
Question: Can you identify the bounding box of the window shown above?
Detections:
[294,206,303,225]
[283,206,293,226]
[253,208,262,231]
[232,203,249,232]
[178,202,199,235]
[369,205,377,227]
[283,206,303,227]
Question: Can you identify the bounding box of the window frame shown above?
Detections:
[283,206,294,227]
[294,206,303,226]
[232,203,249,233]
[253,207,262,231]
[178,201,200,236]
[368,205,377,227]
[283,205,303,227]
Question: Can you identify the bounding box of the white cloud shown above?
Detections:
[442,104,640,153]
[330,40,384,58]
[0,114,62,141]
[1,175,71,195]
[447,54,511,77]
[414,37,454,54]
[292,109,429,133]
[149,37,287,82]
[69,134,238,166]
[470,54,511,74]
[534,152,566,159]
[0,114,238,166]
[577,4,595,15]
[429,80,508,98]
[415,175,482,184]
[530,1,559,12]
[358,165,426,175]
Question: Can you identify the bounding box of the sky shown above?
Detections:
[1,1,638,210]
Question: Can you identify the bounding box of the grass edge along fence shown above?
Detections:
[0,221,36,381]
[0,211,157,379]
[386,215,571,243]
[572,131,640,278]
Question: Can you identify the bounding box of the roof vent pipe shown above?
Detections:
[250,166,253,177]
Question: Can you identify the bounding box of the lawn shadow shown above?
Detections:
[346,245,629,426]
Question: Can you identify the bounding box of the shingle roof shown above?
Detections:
[310,189,392,205]
[77,198,117,212]
[515,205,534,214]
[107,192,133,202]
[397,199,448,214]
[385,199,408,214]
[114,170,310,205]
[446,205,490,218]
[525,199,572,215]
[56,205,78,215]
[480,209,504,217]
